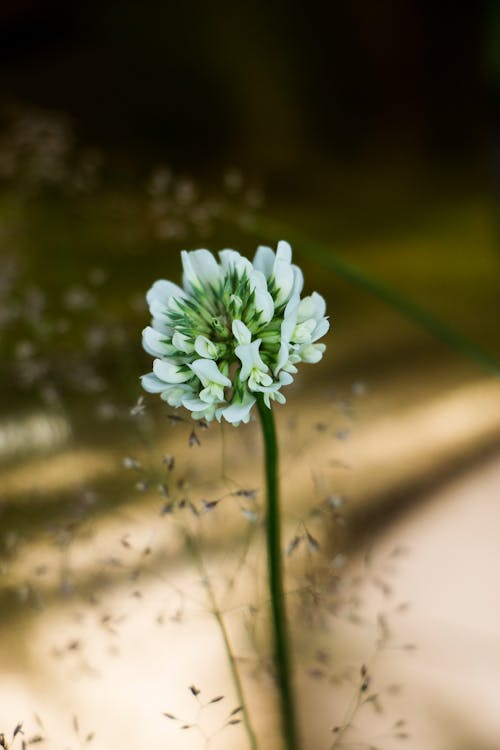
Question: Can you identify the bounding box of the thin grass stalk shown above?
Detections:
[184,531,259,750]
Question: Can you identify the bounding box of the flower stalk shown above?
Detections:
[257,394,300,750]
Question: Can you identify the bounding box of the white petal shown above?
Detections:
[310,291,326,319]
[297,292,326,324]
[262,385,286,407]
[190,358,232,387]
[142,326,171,357]
[172,331,194,353]
[149,297,170,318]
[312,317,330,341]
[274,267,304,373]
[252,245,275,278]
[218,248,241,269]
[160,384,194,406]
[140,372,168,393]
[269,241,295,306]
[290,265,304,298]
[250,371,273,389]
[275,306,299,374]
[232,319,252,345]
[182,397,214,412]
[219,249,252,277]
[235,340,266,381]
[273,259,294,307]
[221,394,256,424]
[192,409,217,422]
[249,269,274,324]
[181,249,221,289]
[275,341,290,376]
[275,240,292,263]
[292,318,316,344]
[166,295,186,314]
[299,343,326,363]
[199,384,224,403]
[182,398,219,421]
[146,279,185,314]
[279,371,294,386]
[194,335,218,359]
[151,316,172,335]
[296,296,316,323]
[153,358,192,384]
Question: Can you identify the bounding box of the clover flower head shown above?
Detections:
[141,241,329,425]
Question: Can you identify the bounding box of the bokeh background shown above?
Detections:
[0,2,499,749]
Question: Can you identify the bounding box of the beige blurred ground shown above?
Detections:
[1,374,500,749]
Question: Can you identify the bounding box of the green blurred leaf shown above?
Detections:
[249,217,500,377]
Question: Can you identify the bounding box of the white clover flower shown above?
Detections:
[141,240,329,425]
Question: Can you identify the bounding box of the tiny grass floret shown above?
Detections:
[141,241,329,424]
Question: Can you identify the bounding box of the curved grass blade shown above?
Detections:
[247,217,500,377]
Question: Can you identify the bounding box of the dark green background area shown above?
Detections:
[0,1,493,174]
[0,0,498,379]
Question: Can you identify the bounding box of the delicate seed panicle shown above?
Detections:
[234,488,258,500]
[162,454,175,471]
[286,536,301,556]
[202,499,219,512]
[13,724,23,739]
[157,483,170,497]
[33,716,44,731]
[188,430,200,447]
[130,396,146,416]
[361,677,371,692]
[307,667,325,679]
[122,456,141,470]
[326,494,343,509]
[307,532,320,551]
[241,509,258,522]
[336,429,350,441]
[161,502,174,515]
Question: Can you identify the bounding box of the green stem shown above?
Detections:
[256,394,300,750]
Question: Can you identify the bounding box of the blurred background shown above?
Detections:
[0,2,499,749]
